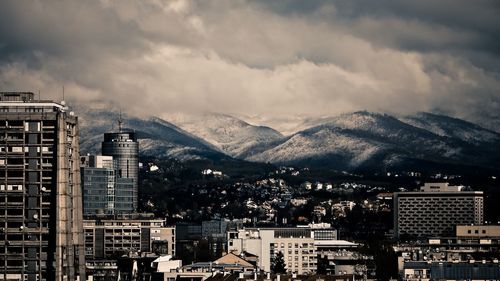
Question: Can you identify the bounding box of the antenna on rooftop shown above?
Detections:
[60,86,67,107]
[38,90,40,101]
[118,108,123,132]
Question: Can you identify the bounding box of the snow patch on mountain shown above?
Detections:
[399,112,500,144]
[236,114,331,136]
[161,112,283,157]
[248,127,385,167]
[139,139,206,160]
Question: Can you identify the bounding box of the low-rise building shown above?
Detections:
[316,240,374,278]
[227,227,338,274]
[83,214,175,260]
[394,225,500,280]
[403,260,500,281]
[152,253,255,281]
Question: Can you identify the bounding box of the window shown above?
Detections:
[11,147,23,153]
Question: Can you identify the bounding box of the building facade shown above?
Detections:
[81,155,134,215]
[0,92,85,281]
[394,183,484,239]
[83,215,175,260]
[102,132,138,212]
[395,225,500,280]
[227,227,338,274]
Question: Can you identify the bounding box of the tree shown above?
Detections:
[271,251,287,274]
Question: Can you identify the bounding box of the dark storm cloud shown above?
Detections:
[0,2,143,59]
[0,0,499,130]
[255,0,500,59]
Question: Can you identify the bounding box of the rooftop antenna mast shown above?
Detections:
[118,109,123,132]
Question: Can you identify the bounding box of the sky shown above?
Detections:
[0,0,499,129]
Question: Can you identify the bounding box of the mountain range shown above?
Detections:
[77,107,500,173]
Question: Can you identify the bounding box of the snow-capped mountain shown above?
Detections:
[399,112,500,144]
[78,108,226,160]
[77,107,500,172]
[247,112,465,169]
[235,114,330,136]
[161,112,283,158]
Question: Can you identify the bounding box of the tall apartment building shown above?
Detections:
[227,227,337,274]
[102,131,138,212]
[394,182,484,239]
[83,214,175,260]
[81,155,134,215]
[0,92,85,281]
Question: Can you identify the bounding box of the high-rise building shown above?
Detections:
[0,92,85,281]
[394,182,484,239]
[102,130,138,212]
[81,155,134,215]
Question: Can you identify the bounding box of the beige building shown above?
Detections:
[227,227,337,274]
[456,225,500,238]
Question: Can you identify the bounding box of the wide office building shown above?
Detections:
[81,155,134,215]
[394,182,483,239]
[0,92,85,281]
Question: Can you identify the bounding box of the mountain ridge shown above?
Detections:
[77,107,500,172]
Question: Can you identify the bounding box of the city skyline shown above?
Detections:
[0,1,499,130]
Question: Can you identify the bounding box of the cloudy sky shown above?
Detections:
[0,0,499,128]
